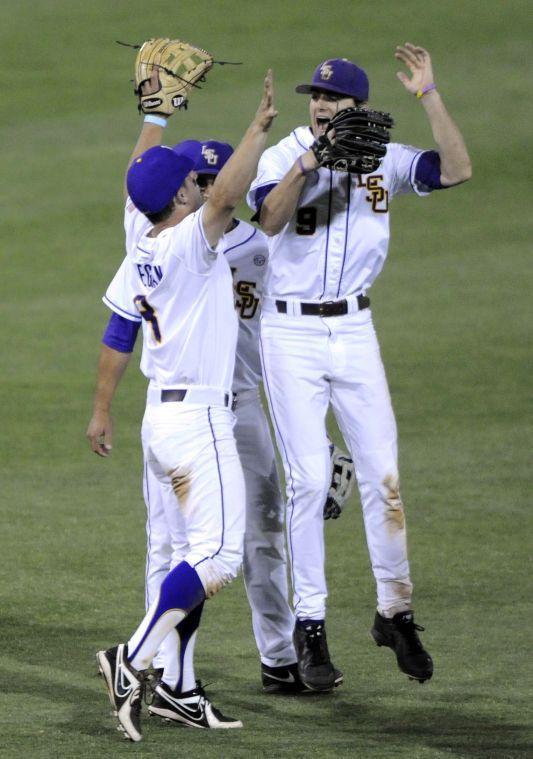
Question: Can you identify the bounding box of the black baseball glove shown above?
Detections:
[311,107,394,174]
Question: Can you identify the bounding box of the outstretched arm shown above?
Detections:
[395,43,471,186]
[86,344,132,456]
[123,69,168,200]
[202,70,278,247]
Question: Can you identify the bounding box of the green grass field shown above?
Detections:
[1,1,531,757]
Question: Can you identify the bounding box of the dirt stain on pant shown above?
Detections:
[383,474,405,532]
[171,470,191,507]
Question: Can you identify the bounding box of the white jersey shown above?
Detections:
[104,211,267,394]
[222,220,268,393]
[247,126,430,300]
[104,200,238,392]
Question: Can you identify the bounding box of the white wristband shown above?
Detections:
[144,114,167,128]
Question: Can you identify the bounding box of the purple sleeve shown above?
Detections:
[414,150,444,191]
[102,312,141,353]
[250,182,278,221]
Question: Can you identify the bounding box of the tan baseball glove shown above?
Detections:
[134,37,214,116]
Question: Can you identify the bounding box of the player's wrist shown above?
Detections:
[297,152,317,176]
[415,83,437,99]
[93,401,112,414]
[143,114,168,128]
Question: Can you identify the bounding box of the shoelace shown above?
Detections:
[398,620,426,653]
[304,626,330,665]
[142,673,156,706]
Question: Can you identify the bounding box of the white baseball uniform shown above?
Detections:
[248,127,432,620]
[108,199,245,600]
[104,217,296,667]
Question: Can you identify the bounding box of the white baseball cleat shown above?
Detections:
[96,644,144,742]
[148,680,243,729]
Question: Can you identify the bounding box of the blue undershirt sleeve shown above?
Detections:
[414,150,444,191]
[102,312,140,353]
[250,182,278,222]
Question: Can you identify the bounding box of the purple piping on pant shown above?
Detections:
[194,407,226,566]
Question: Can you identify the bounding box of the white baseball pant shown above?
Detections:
[259,307,413,620]
[143,389,296,669]
[142,391,245,600]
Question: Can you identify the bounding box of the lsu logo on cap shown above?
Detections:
[319,62,334,80]
[201,145,219,165]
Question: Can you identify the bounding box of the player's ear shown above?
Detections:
[175,189,187,206]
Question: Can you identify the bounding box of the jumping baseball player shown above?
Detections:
[247,44,471,691]
[92,140,346,705]
[88,65,278,741]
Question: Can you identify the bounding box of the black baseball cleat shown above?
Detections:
[148,680,243,729]
[96,644,145,742]
[262,661,344,694]
[371,610,434,683]
[293,619,337,691]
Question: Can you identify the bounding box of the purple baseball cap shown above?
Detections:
[127,144,199,214]
[195,140,234,175]
[172,139,204,164]
[295,58,369,101]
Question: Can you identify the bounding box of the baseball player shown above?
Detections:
[247,44,471,691]
[93,139,345,704]
[88,69,277,742]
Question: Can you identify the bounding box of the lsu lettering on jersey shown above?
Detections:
[104,200,238,392]
[247,126,431,300]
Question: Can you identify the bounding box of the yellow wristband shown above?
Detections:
[416,83,437,99]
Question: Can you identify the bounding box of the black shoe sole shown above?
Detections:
[262,672,343,695]
[299,672,337,692]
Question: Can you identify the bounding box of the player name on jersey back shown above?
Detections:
[104,202,238,392]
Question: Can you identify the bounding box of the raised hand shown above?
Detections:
[395,43,435,95]
[254,69,278,131]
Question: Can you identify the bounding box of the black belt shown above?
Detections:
[161,389,232,407]
[275,294,370,317]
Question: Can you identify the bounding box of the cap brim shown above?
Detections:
[295,82,355,98]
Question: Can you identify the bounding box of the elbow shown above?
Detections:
[257,207,282,237]
[458,158,473,183]
[448,155,473,185]
[261,221,281,237]
[208,188,237,215]
[441,160,472,187]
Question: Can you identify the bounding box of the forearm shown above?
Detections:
[123,120,166,200]
[420,90,471,185]
[92,344,132,412]
[259,154,313,236]
[209,124,272,215]
[203,70,277,246]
